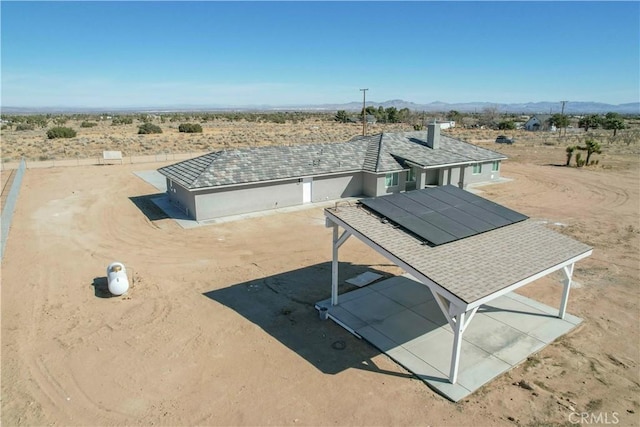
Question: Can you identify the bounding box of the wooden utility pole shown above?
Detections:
[360,88,368,136]
[561,101,568,136]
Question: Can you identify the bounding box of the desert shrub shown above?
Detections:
[47,126,77,139]
[178,123,203,133]
[112,116,133,125]
[498,120,516,130]
[265,113,286,124]
[80,121,98,128]
[138,123,163,134]
[16,124,35,131]
[26,116,48,128]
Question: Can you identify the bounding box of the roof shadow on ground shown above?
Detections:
[129,194,171,221]
[202,261,414,379]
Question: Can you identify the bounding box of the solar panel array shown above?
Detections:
[359,185,528,246]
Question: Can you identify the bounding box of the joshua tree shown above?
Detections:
[603,112,626,136]
[565,146,576,166]
[578,138,602,165]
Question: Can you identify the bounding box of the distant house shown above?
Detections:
[436,120,456,129]
[157,124,507,221]
[349,114,377,124]
[524,115,556,132]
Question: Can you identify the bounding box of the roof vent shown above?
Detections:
[427,123,440,149]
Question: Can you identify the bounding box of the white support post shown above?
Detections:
[559,263,575,319]
[332,225,339,306]
[429,288,477,384]
[331,225,351,306]
[450,310,466,384]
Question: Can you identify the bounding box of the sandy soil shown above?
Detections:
[0,117,407,162]
[1,134,639,426]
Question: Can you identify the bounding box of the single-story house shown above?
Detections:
[348,114,377,124]
[436,120,456,129]
[157,124,507,221]
[524,115,556,132]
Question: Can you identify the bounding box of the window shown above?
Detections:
[407,168,416,182]
[472,163,482,175]
[492,161,499,171]
[385,172,399,187]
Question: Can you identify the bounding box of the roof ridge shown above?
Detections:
[375,133,383,172]
[362,134,384,172]
[190,151,222,187]
[436,135,507,162]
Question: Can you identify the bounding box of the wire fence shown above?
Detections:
[0,151,209,171]
[1,159,26,260]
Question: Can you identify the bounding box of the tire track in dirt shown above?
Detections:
[12,168,196,423]
[20,168,232,420]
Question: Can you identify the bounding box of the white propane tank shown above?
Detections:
[107,262,129,296]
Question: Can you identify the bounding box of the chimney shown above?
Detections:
[427,122,440,149]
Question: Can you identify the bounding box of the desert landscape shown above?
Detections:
[1,117,639,426]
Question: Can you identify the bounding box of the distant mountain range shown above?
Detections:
[291,100,639,115]
[2,100,638,115]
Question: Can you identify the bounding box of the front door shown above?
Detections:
[302,178,312,203]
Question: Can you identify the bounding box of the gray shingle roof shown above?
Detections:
[365,131,506,171]
[159,140,369,189]
[158,131,507,190]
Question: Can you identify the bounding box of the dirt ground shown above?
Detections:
[1,132,639,426]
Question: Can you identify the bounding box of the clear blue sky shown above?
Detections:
[1,1,638,108]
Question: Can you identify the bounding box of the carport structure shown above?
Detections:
[321,186,592,397]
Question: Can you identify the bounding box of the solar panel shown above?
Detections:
[404,191,450,211]
[454,202,512,227]
[394,215,457,246]
[436,206,495,233]
[471,199,528,223]
[361,197,411,219]
[359,185,528,246]
[420,210,477,239]
[385,193,434,216]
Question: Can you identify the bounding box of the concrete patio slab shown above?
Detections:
[133,170,167,192]
[316,275,582,402]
